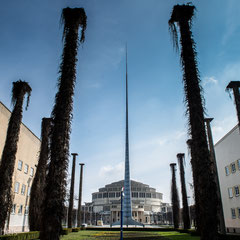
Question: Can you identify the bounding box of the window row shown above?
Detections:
[14,182,31,196]
[17,160,34,176]
[231,207,240,219]
[11,204,29,215]
[225,160,240,176]
[93,192,160,199]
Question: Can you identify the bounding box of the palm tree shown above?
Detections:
[169,4,218,240]
[186,139,200,232]
[29,118,52,231]
[40,8,87,240]
[177,153,190,230]
[226,81,240,128]
[170,163,180,229]
[0,80,31,234]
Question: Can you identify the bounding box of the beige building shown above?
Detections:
[215,125,240,233]
[0,101,41,233]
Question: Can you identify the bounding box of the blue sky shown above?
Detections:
[0,0,240,205]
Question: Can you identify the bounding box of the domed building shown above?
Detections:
[91,180,164,225]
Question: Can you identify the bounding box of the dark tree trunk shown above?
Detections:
[29,118,52,231]
[177,153,190,230]
[68,153,78,228]
[0,81,31,234]
[169,5,218,240]
[170,163,180,229]
[186,139,200,233]
[40,8,87,240]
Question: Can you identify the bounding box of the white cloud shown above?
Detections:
[99,161,124,178]
[203,76,218,86]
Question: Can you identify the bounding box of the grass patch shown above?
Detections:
[61,230,200,240]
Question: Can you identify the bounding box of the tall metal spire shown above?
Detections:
[123,45,132,220]
[112,46,143,227]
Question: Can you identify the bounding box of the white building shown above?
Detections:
[215,125,240,233]
[91,180,170,225]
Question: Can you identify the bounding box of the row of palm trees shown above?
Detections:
[0,3,239,240]
[0,7,87,240]
[169,3,240,240]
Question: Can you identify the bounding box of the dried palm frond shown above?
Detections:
[11,80,32,110]
[61,7,87,43]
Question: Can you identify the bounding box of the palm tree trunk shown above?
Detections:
[0,81,31,234]
[177,153,190,230]
[178,16,218,240]
[40,8,87,240]
[186,139,200,233]
[29,118,52,231]
[68,153,78,228]
[170,163,180,229]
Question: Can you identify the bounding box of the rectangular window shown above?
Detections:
[18,160,23,171]
[25,206,29,215]
[24,164,29,174]
[237,160,240,170]
[228,188,233,198]
[109,192,115,198]
[231,208,236,219]
[116,192,120,198]
[21,184,26,195]
[14,182,20,193]
[146,193,151,198]
[139,192,145,198]
[30,167,34,177]
[235,186,240,196]
[27,186,31,196]
[231,163,236,173]
[225,166,229,175]
[18,205,23,215]
[11,204,16,214]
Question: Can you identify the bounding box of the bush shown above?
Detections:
[86,227,175,232]
[61,228,72,235]
[72,228,80,232]
[0,231,39,240]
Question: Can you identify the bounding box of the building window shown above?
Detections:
[24,164,29,174]
[146,193,151,198]
[237,160,240,170]
[27,186,31,196]
[139,192,145,198]
[18,160,23,171]
[14,182,20,193]
[30,167,34,177]
[11,204,16,214]
[231,163,236,173]
[225,166,229,175]
[228,188,233,198]
[21,184,26,195]
[109,192,115,198]
[235,186,240,196]
[116,192,120,198]
[231,208,236,219]
[238,208,240,219]
[132,192,138,198]
[18,205,23,215]
[25,206,29,215]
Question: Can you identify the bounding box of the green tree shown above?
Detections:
[40,8,87,240]
[170,163,180,229]
[0,80,31,234]
[29,118,52,231]
[177,153,190,230]
[169,4,218,240]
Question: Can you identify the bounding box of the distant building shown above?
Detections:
[0,102,41,233]
[215,125,240,233]
[90,180,171,225]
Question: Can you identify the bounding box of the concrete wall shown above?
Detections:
[0,102,41,233]
[215,125,240,233]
